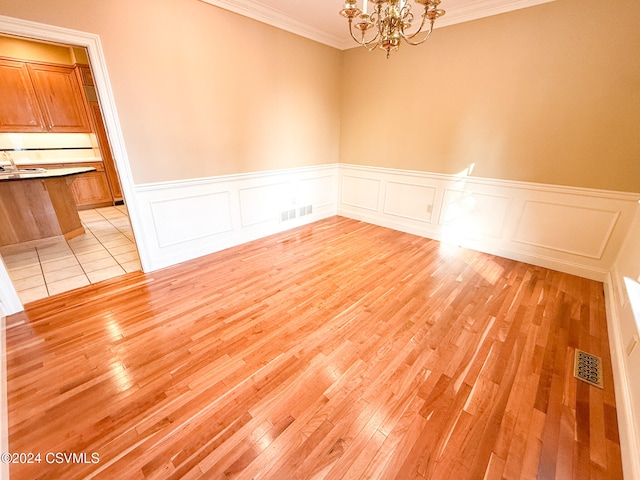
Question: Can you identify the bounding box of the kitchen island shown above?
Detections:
[0,166,95,246]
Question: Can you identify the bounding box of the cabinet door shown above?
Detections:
[27,64,91,133]
[0,59,46,132]
[69,170,113,209]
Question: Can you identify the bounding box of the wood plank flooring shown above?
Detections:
[5,216,622,479]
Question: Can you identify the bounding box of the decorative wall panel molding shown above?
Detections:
[135,165,339,271]
[341,175,381,211]
[513,201,620,259]
[337,164,640,281]
[239,182,289,227]
[299,175,337,209]
[384,181,436,223]
[151,192,233,248]
[439,189,512,240]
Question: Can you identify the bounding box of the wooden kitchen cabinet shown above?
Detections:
[11,162,113,209]
[0,58,90,133]
[0,59,46,132]
[27,63,91,133]
[67,162,113,209]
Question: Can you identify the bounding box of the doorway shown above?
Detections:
[0,16,147,315]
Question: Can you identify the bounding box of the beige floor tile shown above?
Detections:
[44,265,86,284]
[98,234,129,246]
[36,243,68,253]
[7,264,43,281]
[78,210,104,221]
[13,274,46,291]
[114,252,140,265]
[75,249,112,264]
[2,250,39,269]
[4,206,136,300]
[69,243,108,255]
[87,265,126,284]
[67,235,99,247]
[37,250,75,263]
[47,275,91,296]
[120,260,142,273]
[18,285,49,304]
[41,257,81,273]
[82,256,120,273]
[0,243,36,256]
[107,243,137,256]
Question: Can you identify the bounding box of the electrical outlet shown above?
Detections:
[426,204,433,214]
[628,335,639,356]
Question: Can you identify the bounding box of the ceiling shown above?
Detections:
[199,0,554,50]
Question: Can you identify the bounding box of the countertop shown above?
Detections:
[0,166,96,182]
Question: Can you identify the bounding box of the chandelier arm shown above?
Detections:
[402,20,434,46]
[401,11,430,41]
[347,17,381,46]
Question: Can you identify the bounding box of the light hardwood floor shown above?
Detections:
[5,217,622,479]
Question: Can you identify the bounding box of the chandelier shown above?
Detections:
[340,0,446,57]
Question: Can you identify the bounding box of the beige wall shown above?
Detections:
[0,0,638,191]
[0,0,342,184]
[340,0,640,192]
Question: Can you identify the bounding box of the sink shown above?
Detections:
[0,168,47,178]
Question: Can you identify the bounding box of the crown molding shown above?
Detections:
[199,0,346,49]
[435,0,555,30]
[200,0,555,50]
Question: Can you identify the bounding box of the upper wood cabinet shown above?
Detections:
[0,59,91,133]
[0,59,46,132]
[27,63,91,133]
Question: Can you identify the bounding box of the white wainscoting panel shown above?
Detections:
[341,175,380,212]
[135,165,339,271]
[513,201,620,259]
[300,175,337,209]
[384,181,436,223]
[151,192,233,248]
[239,182,289,227]
[338,164,640,281]
[440,189,512,240]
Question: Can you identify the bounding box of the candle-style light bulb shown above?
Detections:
[363,0,368,14]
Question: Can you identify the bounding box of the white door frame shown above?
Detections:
[0,14,151,316]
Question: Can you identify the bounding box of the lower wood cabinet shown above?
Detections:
[69,167,113,209]
[22,162,114,210]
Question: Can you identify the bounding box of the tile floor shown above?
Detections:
[0,205,141,304]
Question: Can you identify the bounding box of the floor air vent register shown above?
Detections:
[573,349,604,389]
